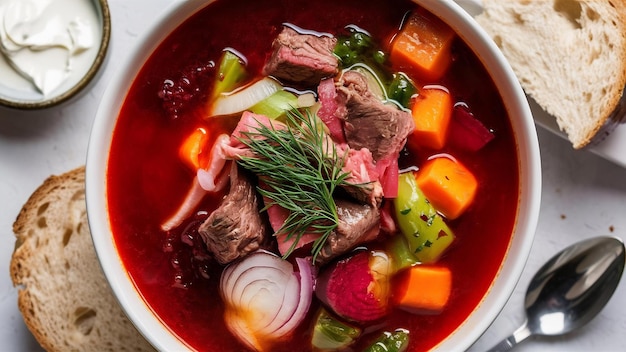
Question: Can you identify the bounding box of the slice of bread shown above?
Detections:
[10,167,155,352]
[475,0,626,149]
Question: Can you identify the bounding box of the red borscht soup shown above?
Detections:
[107,0,519,350]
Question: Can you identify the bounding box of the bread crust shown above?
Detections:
[587,0,626,147]
[476,0,626,149]
[11,166,155,352]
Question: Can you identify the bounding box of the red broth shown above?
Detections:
[107,0,519,350]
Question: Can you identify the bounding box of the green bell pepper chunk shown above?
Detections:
[393,172,455,263]
[388,73,417,109]
[363,329,409,352]
[311,308,361,351]
[388,234,418,272]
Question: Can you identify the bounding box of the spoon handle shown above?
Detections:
[485,320,532,352]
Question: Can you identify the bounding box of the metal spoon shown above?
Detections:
[487,236,625,351]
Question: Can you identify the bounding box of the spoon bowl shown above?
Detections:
[488,236,625,351]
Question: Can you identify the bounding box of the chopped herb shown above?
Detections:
[401,208,412,215]
[415,239,433,253]
[426,214,435,226]
[236,108,352,262]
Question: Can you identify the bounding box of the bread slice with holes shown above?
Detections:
[475,0,626,149]
[10,166,155,352]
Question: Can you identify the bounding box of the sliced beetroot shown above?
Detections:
[448,105,494,152]
[315,251,391,323]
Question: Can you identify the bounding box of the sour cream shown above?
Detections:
[0,0,100,99]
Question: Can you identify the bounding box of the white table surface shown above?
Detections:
[1,0,625,351]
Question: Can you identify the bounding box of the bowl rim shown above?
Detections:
[0,0,111,110]
[86,0,541,351]
[417,0,541,351]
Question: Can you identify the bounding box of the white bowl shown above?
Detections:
[86,0,541,351]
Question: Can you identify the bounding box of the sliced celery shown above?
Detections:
[249,90,299,120]
[212,49,247,99]
[311,308,361,351]
[393,172,455,263]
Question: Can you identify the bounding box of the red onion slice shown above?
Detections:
[219,251,315,351]
[160,176,206,231]
[197,134,230,191]
[273,257,314,336]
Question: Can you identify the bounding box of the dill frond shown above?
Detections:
[236,109,350,261]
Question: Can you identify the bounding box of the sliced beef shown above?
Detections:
[263,26,338,87]
[198,164,269,265]
[339,145,383,207]
[317,78,346,143]
[267,202,321,256]
[336,71,415,161]
[315,199,380,265]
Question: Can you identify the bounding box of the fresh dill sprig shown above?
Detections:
[236,109,351,262]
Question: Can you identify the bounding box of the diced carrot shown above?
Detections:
[410,87,452,150]
[415,157,477,220]
[179,127,209,170]
[396,265,452,313]
[390,10,455,81]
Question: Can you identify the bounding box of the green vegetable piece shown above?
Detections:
[334,39,358,67]
[373,50,386,66]
[393,172,455,263]
[249,90,299,120]
[350,31,372,52]
[334,29,375,68]
[363,329,410,352]
[311,308,361,351]
[388,234,418,272]
[388,73,417,109]
[212,49,247,99]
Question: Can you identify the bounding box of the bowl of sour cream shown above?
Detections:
[0,0,110,109]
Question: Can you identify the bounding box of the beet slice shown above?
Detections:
[448,105,494,152]
[315,251,391,323]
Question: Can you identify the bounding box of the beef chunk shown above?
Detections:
[198,164,269,265]
[263,26,338,87]
[340,145,383,207]
[336,71,415,161]
[315,199,380,265]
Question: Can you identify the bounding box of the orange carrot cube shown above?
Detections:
[410,87,452,150]
[396,265,452,313]
[390,10,455,81]
[179,127,209,170]
[415,157,477,219]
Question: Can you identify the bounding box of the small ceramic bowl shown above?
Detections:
[86,0,541,350]
[0,0,110,109]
